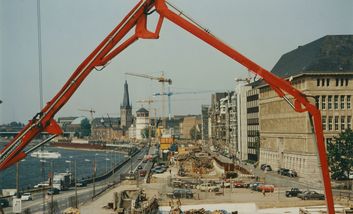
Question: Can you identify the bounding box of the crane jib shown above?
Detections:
[0,0,335,213]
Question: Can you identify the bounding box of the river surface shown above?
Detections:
[0,144,126,191]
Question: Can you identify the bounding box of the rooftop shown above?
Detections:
[271,35,353,78]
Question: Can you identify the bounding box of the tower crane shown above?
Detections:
[0,1,334,212]
[78,108,96,121]
[153,90,213,119]
[125,72,172,120]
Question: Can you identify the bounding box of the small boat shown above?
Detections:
[30,150,61,159]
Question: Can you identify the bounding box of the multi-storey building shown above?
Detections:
[259,35,353,181]
[246,85,260,162]
[91,117,123,142]
[201,105,210,141]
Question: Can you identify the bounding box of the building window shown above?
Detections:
[341,95,345,109]
[326,79,330,86]
[328,96,332,109]
[321,96,326,110]
[322,116,326,131]
[317,79,320,86]
[348,116,352,130]
[348,95,351,109]
[341,116,345,130]
[334,95,338,109]
[346,79,349,86]
[335,116,339,131]
[328,116,333,131]
[336,78,339,86]
[341,79,344,86]
[322,79,325,86]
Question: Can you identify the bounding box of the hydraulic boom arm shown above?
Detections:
[0,1,334,213]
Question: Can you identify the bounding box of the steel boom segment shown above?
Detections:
[0,0,334,213]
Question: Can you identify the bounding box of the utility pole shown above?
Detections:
[16,162,19,197]
[92,159,96,199]
[50,161,54,214]
[75,160,78,208]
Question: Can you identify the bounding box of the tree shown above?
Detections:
[327,128,353,180]
[80,118,91,137]
[190,125,201,140]
[141,127,155,138]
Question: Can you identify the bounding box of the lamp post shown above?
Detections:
[85,158,96,199]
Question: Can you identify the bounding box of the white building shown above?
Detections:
[135,108,149,140]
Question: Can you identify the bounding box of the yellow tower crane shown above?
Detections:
[78,108,96,121]
[125,72,172,122]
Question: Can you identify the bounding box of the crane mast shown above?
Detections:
[0,0,335,213]
[125,71,172,121]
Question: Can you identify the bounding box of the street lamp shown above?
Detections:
[84,158,96,199]
[105,158,110,173]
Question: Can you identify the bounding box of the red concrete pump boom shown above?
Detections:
[0,0,334,213]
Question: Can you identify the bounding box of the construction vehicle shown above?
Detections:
[0,1,334,212]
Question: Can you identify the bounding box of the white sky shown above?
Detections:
[1,0,352,124]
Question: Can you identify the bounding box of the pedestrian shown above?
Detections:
[169,169,172,174]
[262,189,266,197]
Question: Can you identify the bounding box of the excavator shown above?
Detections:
[0,0,335,213]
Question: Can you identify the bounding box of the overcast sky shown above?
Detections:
[1,0,352,124]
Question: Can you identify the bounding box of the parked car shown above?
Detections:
[34,182,49,189]
[261,164,272,171]
[196,183,220,192]
[285,188,302,197]
[21,193,32,201]
[256,184,275,193]
[297,191,325,200]
[278,168,297,177]
[154,167,166,174]
[76,181,87,187]
[233,181,247,188]
[139,170,147,177]
[0,198,9,208]
[47,188,60,195]
[167,188,193,199]
[151,166,166,173]
[249,182,264,191]
[137,165,143,170]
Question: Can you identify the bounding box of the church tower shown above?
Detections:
[120,80,133,130]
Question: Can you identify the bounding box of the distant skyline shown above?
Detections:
[1,0,352,124]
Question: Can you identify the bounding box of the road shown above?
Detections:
[3,146,150,213]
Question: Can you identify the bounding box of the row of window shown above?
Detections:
[319,95,351,110]
[322,115,352,131]
[317,78,349,87]
[247,118,259,125]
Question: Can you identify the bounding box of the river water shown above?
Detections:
[0,145,126,191]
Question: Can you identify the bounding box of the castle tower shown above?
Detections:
[120,80,133,130]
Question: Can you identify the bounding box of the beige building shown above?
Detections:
[180,116,201,139]
[259,35,353,181]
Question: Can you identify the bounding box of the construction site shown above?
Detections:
[1,0,352,214]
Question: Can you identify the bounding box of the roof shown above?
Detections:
[71,116,87,125]
[271,35,353,78]
[136,107,149,113]
[121,80,131,108]
[91,117,121,129]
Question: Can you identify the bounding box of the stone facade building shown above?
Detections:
[91,117,123,142]
[120,80,133,130]
[259,35,353,181]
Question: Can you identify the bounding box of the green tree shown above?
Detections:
[141,127,155,138]
[190,125,201,140]
[327,129,353,180]
[80,118,91,137]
